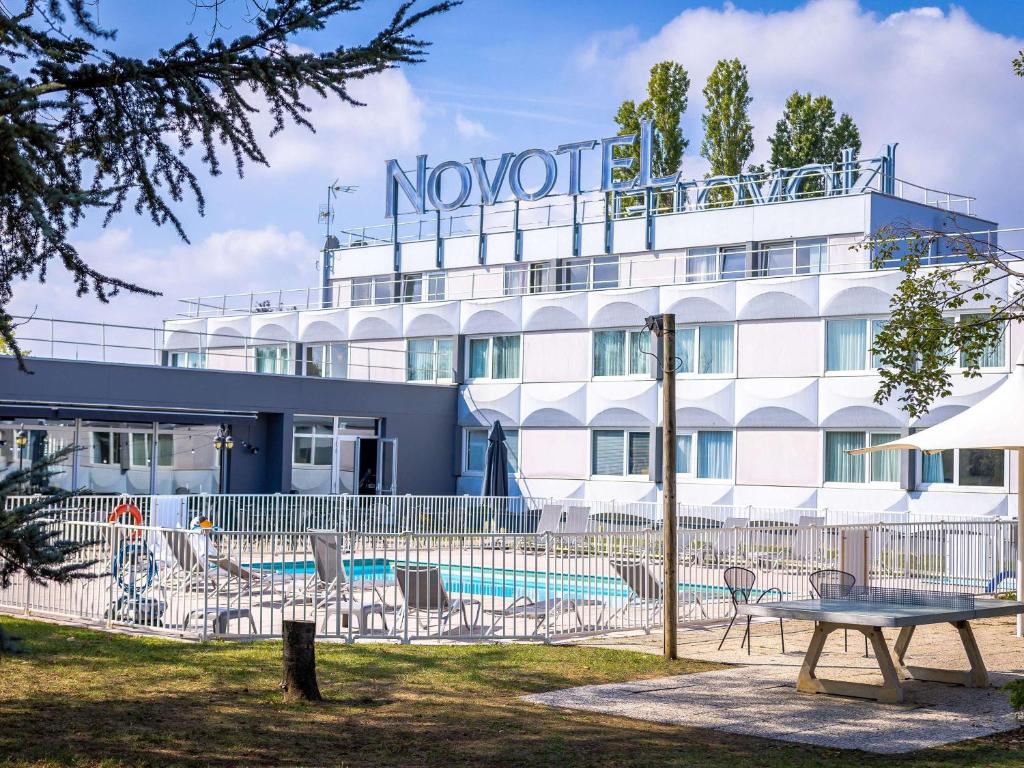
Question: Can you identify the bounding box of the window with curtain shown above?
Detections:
[958,314,1005,369]
[627,432,650,475]
[675,433,693,474]
[469,338,489,378]
[593,330,625,377]
[254,345,289,374]
[825,319,869,371]
[465,429,519,474]
[592,430,625,476]
[922,450,954,484]
[870,320,885,368]
[467,336,520,380]
[825,431,866,483]
[696,431,733,479]
[675,328,695,373]
[503,264,527,296]
[698,325,734,374]
[593,330,649,377]
[493,335,520,379]
[406,338,453,382]
[686,247,718,283]
[869,433,900,482]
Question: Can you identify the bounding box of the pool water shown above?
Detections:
[248,557,733,602]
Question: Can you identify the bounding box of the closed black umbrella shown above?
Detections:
[480,420,510,498]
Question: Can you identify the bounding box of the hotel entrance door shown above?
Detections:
[334,436,397,496]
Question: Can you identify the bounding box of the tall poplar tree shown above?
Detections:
[613,61,690,209]
[700,58,754,178]
[0,0,455,368]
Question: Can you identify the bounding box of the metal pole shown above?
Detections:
[662,313,678,659]
[1018,448,1023,637]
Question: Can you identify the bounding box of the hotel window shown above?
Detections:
[759,238,826,277]
[674,324,734,375]
[293,418,334,466]
[675,431,734,480]
[168,351,205,368]
[503,256,619,296]
[401,272,446,303]
[467,335,520,380]
[464,428,519,474]
[593,329,651,377]
[130,433,173,468]
[825,431,900,484]
[919,448,1005,488]
[90,431,122,465]
[351,275,395,307]
[956,313,1006,370]
[304,343,347,378]
[825,318,884,372]
[557,256,619,291]
[591,429,650,477]
[685,245,747,282]
[406,337,454,383]
[253,344,290,374]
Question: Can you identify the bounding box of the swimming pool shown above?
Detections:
[248,557,733,602]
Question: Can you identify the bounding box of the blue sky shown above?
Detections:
[10,0,1024,327]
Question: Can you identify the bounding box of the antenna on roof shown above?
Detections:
[319,181,358,308]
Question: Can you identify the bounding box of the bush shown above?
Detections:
[1006,679,1024,715]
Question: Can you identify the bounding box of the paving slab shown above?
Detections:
[524,666,1022,754]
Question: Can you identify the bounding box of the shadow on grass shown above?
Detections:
[1,618,1023,768]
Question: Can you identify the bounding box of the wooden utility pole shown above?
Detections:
[650,313,678,660]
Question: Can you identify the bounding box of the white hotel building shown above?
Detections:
[164,145,1019,517]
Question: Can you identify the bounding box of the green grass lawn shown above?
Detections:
[0,616,1022,767]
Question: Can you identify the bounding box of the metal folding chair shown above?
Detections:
[718,566,785,655]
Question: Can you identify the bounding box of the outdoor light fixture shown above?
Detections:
[213,435,223,451]
[15,430,28,448]
[644,315,664,336]
[224,436,235,451]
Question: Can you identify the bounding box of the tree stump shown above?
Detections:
[281,620,322,702]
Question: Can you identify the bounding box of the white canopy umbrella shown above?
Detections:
[853,354,1024,635]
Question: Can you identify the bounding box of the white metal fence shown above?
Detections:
[6,493,1011,535]
[0,498,1016,643]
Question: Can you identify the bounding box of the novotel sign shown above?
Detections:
[385,119,897,218]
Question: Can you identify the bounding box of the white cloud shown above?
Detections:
[577,0,1024,226]
[7,226,317,329]
[454,112,492,140]
[252,68,426,180]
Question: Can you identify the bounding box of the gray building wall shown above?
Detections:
[0,358,458,495]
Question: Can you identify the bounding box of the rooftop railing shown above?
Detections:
[175,226,1021,319]
[4,315,454,382]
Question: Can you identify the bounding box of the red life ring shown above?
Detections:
[108,503,145,538]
